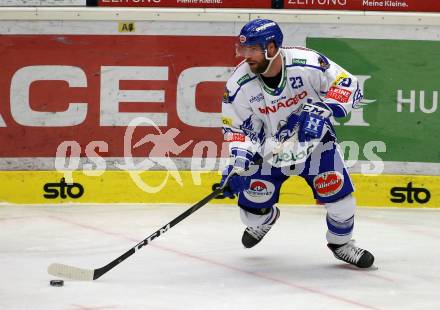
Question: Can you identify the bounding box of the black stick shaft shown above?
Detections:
[92,187,224,280]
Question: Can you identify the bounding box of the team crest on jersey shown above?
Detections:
[352,88,364,108]
[318,55,330,70]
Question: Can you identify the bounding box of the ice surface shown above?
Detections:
[1,204,439,310]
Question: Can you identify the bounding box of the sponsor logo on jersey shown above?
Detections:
[272,143,314,166]
[237,74,251,86]
[390,182,431,204]
[271,95,287,104]
[249,93,264,104]
[258,91,307,114]
[313,171,344,198]
[301,102,330,117]
[332,72,351,87]
[224,132,245,142]
[292,58,307,65]
[326,86,352,103]
[221,117,233,127]
[244,179,275,203]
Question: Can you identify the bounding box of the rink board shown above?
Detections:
[0,171,437,207]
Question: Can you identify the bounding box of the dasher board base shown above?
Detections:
[0,171,438,208]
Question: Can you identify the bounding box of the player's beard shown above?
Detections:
[248,58,270,74]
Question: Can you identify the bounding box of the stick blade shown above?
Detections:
[48,263,95,281]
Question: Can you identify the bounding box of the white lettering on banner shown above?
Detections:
[199,0,222,3]
[362,0,383,6]
[397,90,438,114]
[10,66,88,127]
[288,0,347,6]
[362,0,408,7]
[419,91,438,113]
[100,66,168,126]
[4,66,375,128]
[176,66,232,127]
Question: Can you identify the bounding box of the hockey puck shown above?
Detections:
[50,279,64,287]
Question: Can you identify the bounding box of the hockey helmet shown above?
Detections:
[236,19,283,57]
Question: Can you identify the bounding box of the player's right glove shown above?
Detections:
[220,147,253,198]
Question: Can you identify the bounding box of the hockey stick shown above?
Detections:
[47,172,236,281]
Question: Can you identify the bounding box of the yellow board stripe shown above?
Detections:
[0,171,438,207]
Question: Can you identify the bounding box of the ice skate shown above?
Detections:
[327,240,375,268]
[242,207,280,248]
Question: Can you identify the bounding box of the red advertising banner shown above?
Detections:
[284,0,440,12]
[0,35,239,157]
[98,0,271,8]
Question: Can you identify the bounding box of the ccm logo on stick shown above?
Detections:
[390,182,430,204]
[43,178,84,199]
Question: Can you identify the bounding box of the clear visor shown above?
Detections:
[235,43,265,58]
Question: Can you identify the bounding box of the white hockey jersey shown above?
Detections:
[222,46,364,157]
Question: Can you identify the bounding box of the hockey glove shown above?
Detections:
[298,101,332,142]
[297,111,326,142]
[220,147,253,198]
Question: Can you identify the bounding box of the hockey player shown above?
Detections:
[220,19,374,268]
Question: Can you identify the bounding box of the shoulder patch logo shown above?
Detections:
[237,74,251,86]
[222,89,230,104]
[292,58,307,65]
[318,55,330,70]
